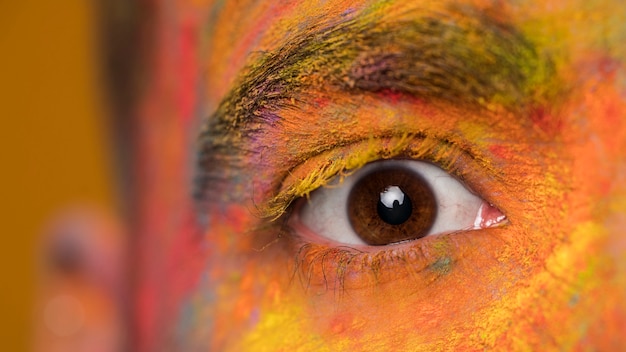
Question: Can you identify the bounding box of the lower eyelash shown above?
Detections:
[288,230,470,293]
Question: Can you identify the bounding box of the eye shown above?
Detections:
[291,159,507,247]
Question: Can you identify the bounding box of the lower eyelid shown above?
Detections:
[287,228,497,292]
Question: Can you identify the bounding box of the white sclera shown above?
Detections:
[298,160,483,245]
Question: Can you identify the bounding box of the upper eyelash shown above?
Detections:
[256,131,495,223]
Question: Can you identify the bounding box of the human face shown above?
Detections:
[133,0,626,350]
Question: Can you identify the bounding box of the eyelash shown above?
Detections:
[259,132,499,221]
[286,224,482,292]
[257,132,504,291]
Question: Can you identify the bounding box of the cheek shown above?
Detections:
[200,205,306,349]
[570,73,626,339]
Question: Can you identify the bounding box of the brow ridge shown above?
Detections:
[196,5,554,199]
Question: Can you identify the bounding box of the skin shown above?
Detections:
[37,0,626,351]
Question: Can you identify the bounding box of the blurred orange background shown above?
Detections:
[0,1,116,350]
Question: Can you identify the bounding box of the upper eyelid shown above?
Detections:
[257,131,495,222]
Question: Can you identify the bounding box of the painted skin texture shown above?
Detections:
[133,0,626,351]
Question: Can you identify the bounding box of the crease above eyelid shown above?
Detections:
[257,131,498,222]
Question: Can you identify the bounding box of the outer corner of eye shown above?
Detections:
[289,159,507,248]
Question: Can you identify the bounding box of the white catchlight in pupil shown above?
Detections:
[380,186,405,208]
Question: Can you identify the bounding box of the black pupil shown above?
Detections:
[377,186,413,225]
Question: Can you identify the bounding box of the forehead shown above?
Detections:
[198,0,625,107]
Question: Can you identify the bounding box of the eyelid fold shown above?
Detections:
[258,132,499,223]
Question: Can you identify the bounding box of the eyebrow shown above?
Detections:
[196,5,555,199]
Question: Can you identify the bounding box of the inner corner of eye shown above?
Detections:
[472,202,508,230]
[291,159,506,247]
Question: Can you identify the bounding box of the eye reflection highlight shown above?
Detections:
[292,159,507,247]
[377,185,412,225]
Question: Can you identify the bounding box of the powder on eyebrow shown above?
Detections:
[196,3,558,203]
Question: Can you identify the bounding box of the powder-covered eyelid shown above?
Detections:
[257,131,498,222]
[288,226,506,291]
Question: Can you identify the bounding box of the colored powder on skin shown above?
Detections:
[469,222,615,349]
[161,0,626,350]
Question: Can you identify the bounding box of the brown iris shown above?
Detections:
[347,167,437,246]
